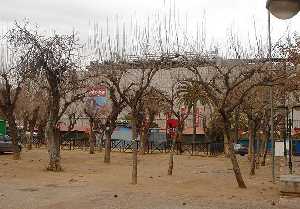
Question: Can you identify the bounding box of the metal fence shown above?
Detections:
[59,138,224,156]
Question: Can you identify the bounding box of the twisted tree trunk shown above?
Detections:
[223,116,247,188]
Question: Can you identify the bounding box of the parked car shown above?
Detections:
[234,143,248,156]
[0,135,22,154]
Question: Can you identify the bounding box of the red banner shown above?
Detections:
[195,108,200,127]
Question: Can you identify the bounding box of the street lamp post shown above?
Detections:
[288,118,292,174]
[266,0,299,183]
[267,10,275,183]
[270,84,275,183]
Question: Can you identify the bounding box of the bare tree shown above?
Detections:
[7,23,88,171]
[0,32,33,159]
[159,81,193,175]
[102,85,126,163]
[100,61,160,184]
[185,57,283,188]
[240,88,267,175]
[15,79,48,150]
[87,62,127,163]
[84,101,100,154]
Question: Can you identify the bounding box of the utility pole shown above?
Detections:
[267,10,275,183]
[288,118,293,174]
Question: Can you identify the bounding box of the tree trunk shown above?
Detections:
[234,109,239,143]
[224,119,247,188]
[46,101,62,172]
[139,112,154,155]
[139,125,151,155]
[139,131,146,155]
[248,120,254,161]
[131,116,138,185]
[37,120,47,147]
[259,134,266,159]
[27,107,39,150]
[27,129,33,150]
[176,121,184,154]
[256,135,260,169]
[168,121,184,176]
[89,121,95,154]
[7,114,21,160]
[46,121,62,171]
[168,140,175,175]
[261,130,270,166]
[250,128,257,175]
[98,132,103,152]
[23,114,29,133]
[22,114,29,146]
[224,133,230,157]
[192,102,196,147]
[104,130,112,163]
[89,131,95,154]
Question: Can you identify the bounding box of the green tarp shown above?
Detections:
[0,120,6,136]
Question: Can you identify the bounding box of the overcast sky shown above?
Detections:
[0,0,299,52]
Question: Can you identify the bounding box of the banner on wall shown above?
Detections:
[86,86,109,113]
[195,108,200,127]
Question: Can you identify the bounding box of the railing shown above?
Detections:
[59,138,224,156]
[175,142,224,156]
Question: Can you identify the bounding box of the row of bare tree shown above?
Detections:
[0,23,299,189]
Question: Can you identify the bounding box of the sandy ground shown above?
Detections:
[0,149,299,209]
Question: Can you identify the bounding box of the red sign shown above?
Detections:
[166,119,178,140]
[167,119,178,128]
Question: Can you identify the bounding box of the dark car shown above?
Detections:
[234,143,248,156]
[0,135,22,154]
